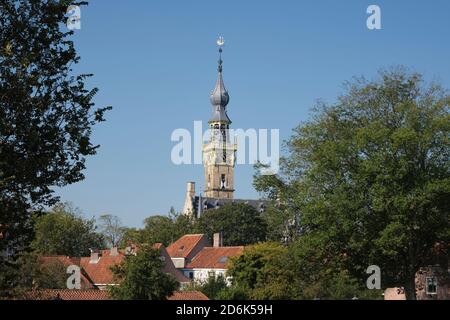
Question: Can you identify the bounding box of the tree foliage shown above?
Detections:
[109,245,179,300]
[0,0,110,295]
[226,242,293,299]
[184,274,228,300]
[122,208,194,247]
[98,214,125,248]
[254,68,450,299]
[195,203,267,246]
[31,202,104,256]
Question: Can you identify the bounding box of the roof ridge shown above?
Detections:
[202,246,245,249]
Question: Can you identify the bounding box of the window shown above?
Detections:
[208,271,215,278]
[426,277,438,295]
[221,174,226,189]
[218,256,228,264]
[188,272,194,280]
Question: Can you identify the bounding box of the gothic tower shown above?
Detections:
[203,44,237,199]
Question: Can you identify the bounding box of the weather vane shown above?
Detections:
[216,36,225,47]
[216,36,225,68]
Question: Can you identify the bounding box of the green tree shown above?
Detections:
[195,203,267,246]
[98,214,125,248]
[285,238,382,299]
[216,285,250,300]
[184,274,228,300]
[0,0,110,296]
[120,227,143,247]
[109,245,179,300]
[255,68,450,299]
[5,251,67,297]
[131,208,194,247]
[226,242,293,299]
[32,202,105,256]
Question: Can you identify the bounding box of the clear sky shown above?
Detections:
[56,0,450,227]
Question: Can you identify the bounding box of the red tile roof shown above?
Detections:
[168,291,209,300]
[39,256,95,289]
[79,255,124,285]
[185,246,244,269]
[40,244,189,286]
[23,290,209,300]
[23,289,110,300]
[157,244,190,283]
[167,234,208,259]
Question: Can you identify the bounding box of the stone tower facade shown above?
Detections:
[203,47,237,199]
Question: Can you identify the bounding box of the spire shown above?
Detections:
[209,36,231,123]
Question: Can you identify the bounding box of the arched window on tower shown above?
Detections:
[213,124,220,142]
[220,124,226,142]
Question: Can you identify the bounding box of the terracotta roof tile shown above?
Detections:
[167,234,208,259]
[40,245,189,286]
[24,290,208,300]
[79,255,124,285]
[23,289,110,300]
[39,256,95,289]
[168,291,209,300]
[186,246,244,269]
[158,244,190,283]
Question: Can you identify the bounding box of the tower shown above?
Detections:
[203,38,237,199]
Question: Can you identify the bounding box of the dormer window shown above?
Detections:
[218,256,228,264]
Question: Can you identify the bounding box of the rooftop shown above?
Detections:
[185,246,244,269]
[166,234,208,259]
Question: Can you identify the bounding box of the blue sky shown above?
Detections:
[57,0,450,227]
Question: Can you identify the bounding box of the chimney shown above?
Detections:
[89,250,100,264]
[213,232,223,247]
[110,247,118,256]
[187,182,195,197]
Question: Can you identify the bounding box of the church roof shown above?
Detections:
[209,48,231,124]
[193,196,270,218]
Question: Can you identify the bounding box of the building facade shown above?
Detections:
[182,42,269,218]
[167,233,244,284]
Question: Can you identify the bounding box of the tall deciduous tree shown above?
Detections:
[109,245,179,300]
[0,0,110,295]
[127,208,194,247]
[255,68,450,299]
[32,202,104,256]
[226,242,291,300]
[195,203,267,246]
[98,214,125,248]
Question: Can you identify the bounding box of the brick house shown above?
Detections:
[167,233,244,283]
[414,265,450,300]
[40,243,189,290]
